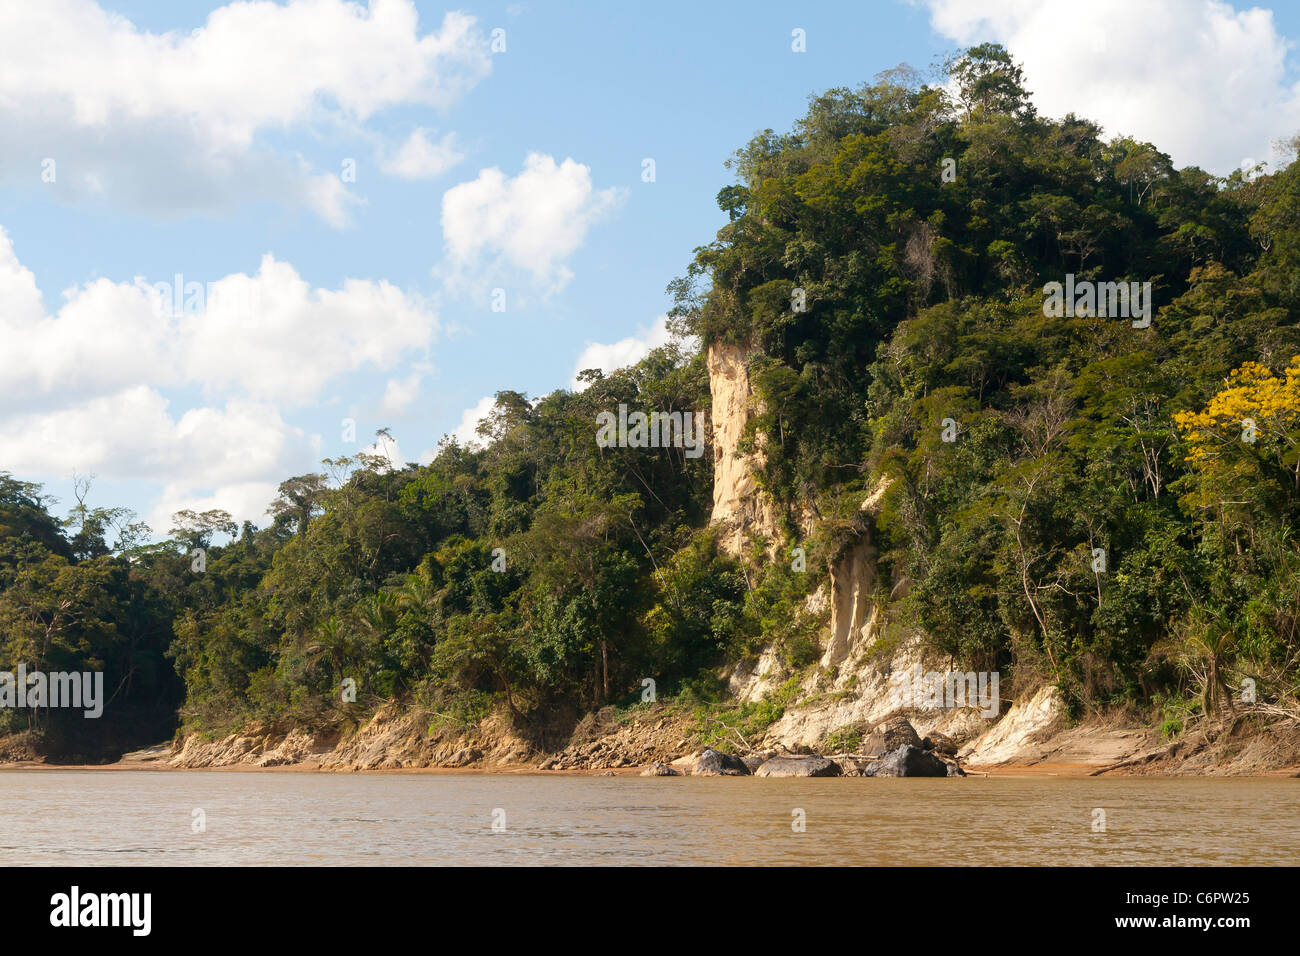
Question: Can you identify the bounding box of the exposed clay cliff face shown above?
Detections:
[759,632,992,751]
[824,539,880,668]
[165,703,702,773]
[168,707,538,771]
[707,340,910,733]
[958,686,1063,765]
[707,341,781,557]
[821,480,893,670]
[721,471,1008,753]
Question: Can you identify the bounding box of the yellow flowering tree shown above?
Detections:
[1174,357,1300,516]
[1173,359,1300,707]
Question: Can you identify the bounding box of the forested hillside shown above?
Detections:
[4,44,1299,759]
[674,45,1300,727]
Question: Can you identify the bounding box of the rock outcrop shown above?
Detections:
[863,744,952,778]
[822,478,894,666]
[960,685,1063,766]
[727,643,790,704]
[707,341,781,558]
[753,755,841,777]
[741,753,771,773]
[864,715,924,754]
[924,731,959,756]
[692,748,751,776]
[824,537,880,667]
[640,762,681,776]
[757,631,993,752]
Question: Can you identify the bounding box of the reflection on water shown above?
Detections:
[0,770,1296,865]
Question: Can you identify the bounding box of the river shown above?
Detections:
[1,770,1296,865]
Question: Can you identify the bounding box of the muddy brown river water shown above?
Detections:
[1,770,1296,865]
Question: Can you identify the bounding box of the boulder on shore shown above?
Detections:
[754,755,842,778]
[835,756,872,777]
[924,731,959,756]
[863,744,951,778]
[876,716,923,751]
[640,762,681,776]
[741,753,771,773]
[692,748,751,776]
[861,716,923,755]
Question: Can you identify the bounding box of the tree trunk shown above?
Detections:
[600,640,609,703]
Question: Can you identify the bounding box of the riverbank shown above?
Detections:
[5,704,1297,778]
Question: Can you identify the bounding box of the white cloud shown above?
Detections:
[304,167,366,228]
[180,259,439,405]
[146,482,284,537]
[921,0,1300,174]
[0,224,441,526]
[448,395,497,448]
[382,128,464,179]
[0,0,492,222]
[381,373,424,416]
[440,152,624,294]
[359,434,408,472]
[0,387,309,526]
[570,315,682,389]
[0,228,439,409]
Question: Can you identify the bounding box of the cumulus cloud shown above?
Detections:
[447,395,498,448]
[921,0,1300,174]
[0,0,492,222]
[381,128,464,179]
[570,315,684,389]
[0,387,311,526]
[0,228,439,409]
[440,152,624,295]
[380,373,424,416]
[0,225,439,524]
[358,433,409,472]
[146,482,285,539]
[179,260,438,405]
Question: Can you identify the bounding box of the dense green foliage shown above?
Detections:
[4,45,1300,756]
[0,475,180,757]
[674,46,1300,715]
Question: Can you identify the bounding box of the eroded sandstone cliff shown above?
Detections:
[707,341,781,557]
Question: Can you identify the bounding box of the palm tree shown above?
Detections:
[304,615,351,679]
[355,592,399,651]
[394,564,438,617]
[1185,609,1239,719]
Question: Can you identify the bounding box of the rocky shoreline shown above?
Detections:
[7,633,1299,777]
[630,716,967,778]
[6,700,1294,778]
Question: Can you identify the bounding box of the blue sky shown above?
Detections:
[3,0,1300,539]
